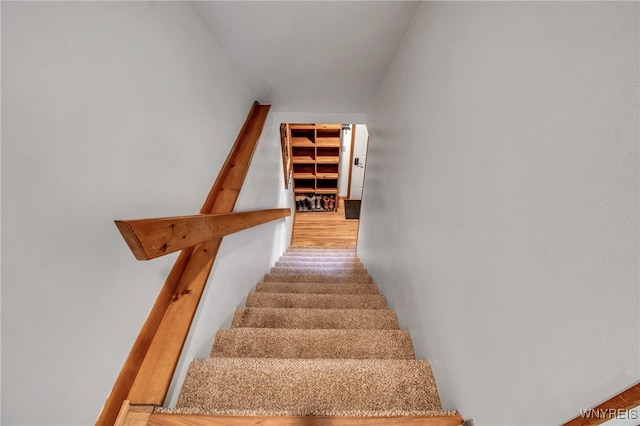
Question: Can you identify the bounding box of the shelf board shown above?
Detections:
[291,137,315,146]
[293,173,316,179]
[315,188,339,194]
[316,124,342,130]
[294,187,315,193]
[316,157,340,164]
[289,124,316,130]
[292,156,315,163]
[316,173,339,179]
[316,138,340,147]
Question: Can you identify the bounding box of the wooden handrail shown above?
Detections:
[97,101,274,426]
[563,382,640,426]
[116,208,290,260]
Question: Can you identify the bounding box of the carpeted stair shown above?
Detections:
[245,292,387,309]
[166,247,455,418]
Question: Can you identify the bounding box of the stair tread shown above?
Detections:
[246,292,386,309]
[280,253,361,259]
[176,358,443,417]
[284,252,358,256]
[278,258,362,264]
[255,282,379,294]
[270,266,369,274]
[263,273,373,283]
[286,247,356,252]
[211,328,415,359]
[232,307,399,329]
[281,253,360,258]
[275,260,365,267]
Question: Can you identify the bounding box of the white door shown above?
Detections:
[349,124,369,200]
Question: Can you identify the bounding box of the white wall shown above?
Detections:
[359,2,639,425]
[1,2,286,425]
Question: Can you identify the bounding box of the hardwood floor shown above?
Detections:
[290,198,359,248]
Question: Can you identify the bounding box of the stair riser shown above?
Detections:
[232,308,399,329]
[263,274,373,283]
[269,267,369,275]
[255,282,380,295]
[278,258,361,265]
[281,253,359,259]
[284,251,357,255]
[286,248,356,252]
[278,259,361,265]
[211,328,415,359]
[245,293,387,309]
[275,261,365,268]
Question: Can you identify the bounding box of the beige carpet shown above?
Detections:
[210,328,416,359]
[162,247,454,418]
[245,292,388,309]
[275,260,364,268]
[263,272,374,283]
[270,266,369,274]
[174,358,443,417]
[232,307,399,329]
[255,282,379,294]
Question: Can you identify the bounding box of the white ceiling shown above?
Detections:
[191,1,419,113]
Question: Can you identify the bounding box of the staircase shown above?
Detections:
[160,247,462,424]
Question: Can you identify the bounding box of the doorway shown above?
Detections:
[343,124,368,222]
[282,123,369,248]
[346,124,369,201]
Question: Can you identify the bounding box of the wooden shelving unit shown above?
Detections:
[286,123,341,212]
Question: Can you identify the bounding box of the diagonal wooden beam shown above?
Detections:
[115,208,290,260]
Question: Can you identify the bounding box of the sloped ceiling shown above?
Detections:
[191,1,419,113]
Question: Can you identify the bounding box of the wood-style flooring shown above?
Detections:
[290,198,359,248]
